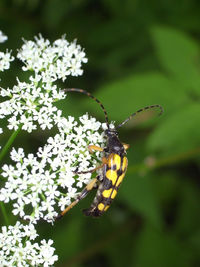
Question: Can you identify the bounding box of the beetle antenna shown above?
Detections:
[117,104,163,128]
[64,88,110,128]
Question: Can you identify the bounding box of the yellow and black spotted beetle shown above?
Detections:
[57,88,163,218]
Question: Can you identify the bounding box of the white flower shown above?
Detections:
[0,221,58,266]
[12,202,25,217]
[0,127,2,150]
[38,240,58,266]
[0,51,14,71]
[7,115,20,130]
[10,148,25,162]
[0,31,8,43]
[0,114,107,223]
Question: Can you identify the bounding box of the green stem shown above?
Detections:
[128,147,200,174]
[0,127,22,225]
[0,126,22,163]
[0,202,9,226]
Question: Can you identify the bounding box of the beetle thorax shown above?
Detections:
[105,129,125,155]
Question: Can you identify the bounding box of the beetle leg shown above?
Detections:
[75,157,107,174]
[88,145,104,153]
[122,143,130,150]
[56,177,99,220]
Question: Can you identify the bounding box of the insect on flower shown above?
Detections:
[57,88,163,218]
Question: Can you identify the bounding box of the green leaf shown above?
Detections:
[133,223,192,267]
[151,26,200,95]
[147,103,200,155]
[174,180,200,236]
[119,172,163,228]
[152,171,181,205]
[83,72,189,124]
[189,229,200,251]
[55,95,87,119]
[53,217,82,262]
[105,231,135,267]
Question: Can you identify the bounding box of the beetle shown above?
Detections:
[56,88,163,218]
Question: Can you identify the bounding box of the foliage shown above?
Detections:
[0,1,200,266]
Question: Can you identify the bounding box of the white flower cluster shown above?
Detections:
[0,31,14,71]
[17,34,88,82]
[0,76,65,132]
[0,34,87,132]
[0,114,106,223]
[0,221,58,266]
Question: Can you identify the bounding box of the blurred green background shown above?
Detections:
[1,0,200,266]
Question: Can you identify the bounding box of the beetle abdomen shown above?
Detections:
[83,153,128,217]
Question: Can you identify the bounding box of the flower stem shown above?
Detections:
[0,126,22,163]
[128,147,200,174]
[0,202,9,226]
